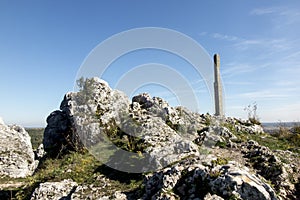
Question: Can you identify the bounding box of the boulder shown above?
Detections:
[30,179,78,200]
[241,140,296,199]
[143,157,278,200]
[0,118,37,178]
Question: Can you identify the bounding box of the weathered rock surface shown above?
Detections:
[30,179,78,200]
[143,157,277,200]
[0,118,37,178]
[44,78,200,171]
[225,117,264,134]
[242,140,297,199]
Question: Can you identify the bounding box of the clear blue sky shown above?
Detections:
[1,0,300,127]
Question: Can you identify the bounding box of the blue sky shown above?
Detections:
[0,0,300,127]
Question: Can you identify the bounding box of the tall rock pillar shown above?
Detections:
[214,54,223,116]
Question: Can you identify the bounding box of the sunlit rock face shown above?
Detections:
[0,118,37,178]
[43,78,201,171]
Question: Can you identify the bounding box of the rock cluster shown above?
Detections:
[242,140,297,199]
[40,78,300,199]
[44,78,201,172]
[2,78,299,199]
[143,156,277,200]
[0,118,37,178]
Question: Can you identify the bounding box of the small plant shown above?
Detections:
[211,157,228,166]
[26,128,44,150]
[209,170,222,179]
[165,118,181,132]
[76,77,97,105]
[244,102,261,125]
[215,141,227,148]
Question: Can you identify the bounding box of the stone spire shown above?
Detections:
[214,54,223,116]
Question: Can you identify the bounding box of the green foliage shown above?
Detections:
[201,113,211,126]
[11,151,144,199]
[211,157,228,166]
[215,141,227,148]
[101,118,149,154]
[291,123,300,134]
[33,151,100,183]
[76,77,97,104]
[224,120,299,153]
[271,123,300,152]
[165,118,181,132]
[249,117,261,125]
[26,128,44,150]
[209,170,222,179]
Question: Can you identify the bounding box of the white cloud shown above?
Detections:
[251,6,300,27]
[221,63,256,78]
[251,6,300,18]
[233,38,291,52]
[208,32,292,53]
[239,90,289,99]
[224,81,253,86]
[211,33,239,41]
[250,7,279,15]
[199,32,207,36]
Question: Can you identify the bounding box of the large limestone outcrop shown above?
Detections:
[44,78,201,172]
[0,117,37,178]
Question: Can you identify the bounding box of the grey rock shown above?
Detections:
[35,143,46,159]
[43,78,129,156]
[204,193,224,200]
[0,118,37,178]
[144,158,278,200]
[30,179,77,200]
[44,78,199,172]
[241,140,296,199]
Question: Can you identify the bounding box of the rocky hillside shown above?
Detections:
[0,77,299,200]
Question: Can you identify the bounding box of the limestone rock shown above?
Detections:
[0,118,37,178]
[204,193,224,200]
[241,140,296,199]
[143,157,278,200]
[128,97,200,171]
[43,78,130,156]
[43,109,81,157]
[30,179,78,200]
[41,77,298,199]
[44,78,199,172]
[35,143,46,159]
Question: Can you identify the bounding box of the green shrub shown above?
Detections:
[26,128,44,150]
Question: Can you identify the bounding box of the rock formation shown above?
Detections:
[43,78,202,172]
[0,117,37,178]
[143,158,277,200]
[1,78,299,199]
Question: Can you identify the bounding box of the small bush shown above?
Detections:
[26,128,44,150]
